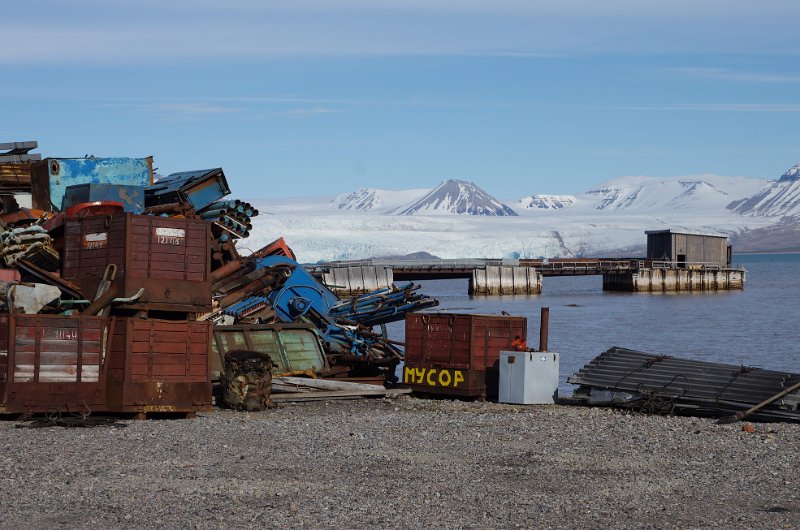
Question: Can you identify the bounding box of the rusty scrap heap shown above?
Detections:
[0,141,437,417]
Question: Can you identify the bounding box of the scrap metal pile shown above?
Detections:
[0,141,437,396]
[568,347,800,422]
[206,255,438,378]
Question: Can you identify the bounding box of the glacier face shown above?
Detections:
[250,172,798,262]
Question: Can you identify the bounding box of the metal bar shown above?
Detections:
[539,307,549,352]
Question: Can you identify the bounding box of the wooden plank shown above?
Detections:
[271,388,408,402]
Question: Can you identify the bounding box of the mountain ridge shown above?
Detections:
[250,167,800,261]
[389,179,518,216]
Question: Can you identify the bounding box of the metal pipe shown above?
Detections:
[219,275,276,308]
[210,258,246,283]
[144,202,184,215]
[539,306,549,352]
[216,266,271,295]
[200,208,231,219]
[212,263,255,292]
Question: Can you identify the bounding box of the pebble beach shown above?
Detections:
[0,396,797,529]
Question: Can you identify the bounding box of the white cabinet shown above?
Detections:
[498,351,559,404]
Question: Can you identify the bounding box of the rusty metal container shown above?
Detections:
[210,323,327,379]
[403,313,527,398]
[0,314,212,416]
[106,317,212,414]
[0,314,109,414]
[62,213,212,312]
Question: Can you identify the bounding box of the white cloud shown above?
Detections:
[98,102,245,118]
[4,1,800,63]
[667,67,800,83]
[614,103,800,112]
[97,100,342,121]
[270,108,340,116]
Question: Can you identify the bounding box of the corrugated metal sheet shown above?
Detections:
[568,347,800,422]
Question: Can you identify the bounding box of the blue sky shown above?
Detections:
[2,1,799,199]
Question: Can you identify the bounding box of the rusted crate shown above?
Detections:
[0,314,109,414]
[106,318,212,415]
[0,315,212,416]
[210,323,327,379]
[62,213,212,312]
[403,313,527,398]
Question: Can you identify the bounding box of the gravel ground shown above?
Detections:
[0,396,797,529]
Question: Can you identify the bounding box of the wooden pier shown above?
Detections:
[310,230,746,296]
[309,258,746,296]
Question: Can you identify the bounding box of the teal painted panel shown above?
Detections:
[46,158,150,211]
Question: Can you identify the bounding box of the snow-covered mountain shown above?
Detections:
[779,163,800,183]
[581,175,766,212]
[727,163,800,217]
[390,179,517,216]
[249,171,799,262]
[330,187,428,213]
[514,194,577,210]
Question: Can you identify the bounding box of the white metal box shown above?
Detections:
[498,350,559,404]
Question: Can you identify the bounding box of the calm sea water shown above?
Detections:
[387,253,799,392]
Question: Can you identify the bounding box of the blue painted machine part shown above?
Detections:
[255,256,339,323]
[35,157,151,211]
[223,295,271,318]
[219,256,431,360]
[145,168,230,211]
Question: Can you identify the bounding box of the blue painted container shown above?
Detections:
[145,168,230,212]
[62,183,146,213]
[31,157,153,211]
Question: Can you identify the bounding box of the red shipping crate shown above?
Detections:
[62,213,212,313]
[105,317,212,414]
[403,313,527,399]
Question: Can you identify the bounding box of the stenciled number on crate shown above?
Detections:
[403,367,465,388]
[154,227,186,246]
[43,328,79,341]
[83,232,108,250]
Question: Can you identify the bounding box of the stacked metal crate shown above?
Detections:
[59,212,214,417]
[0,154,217,417]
